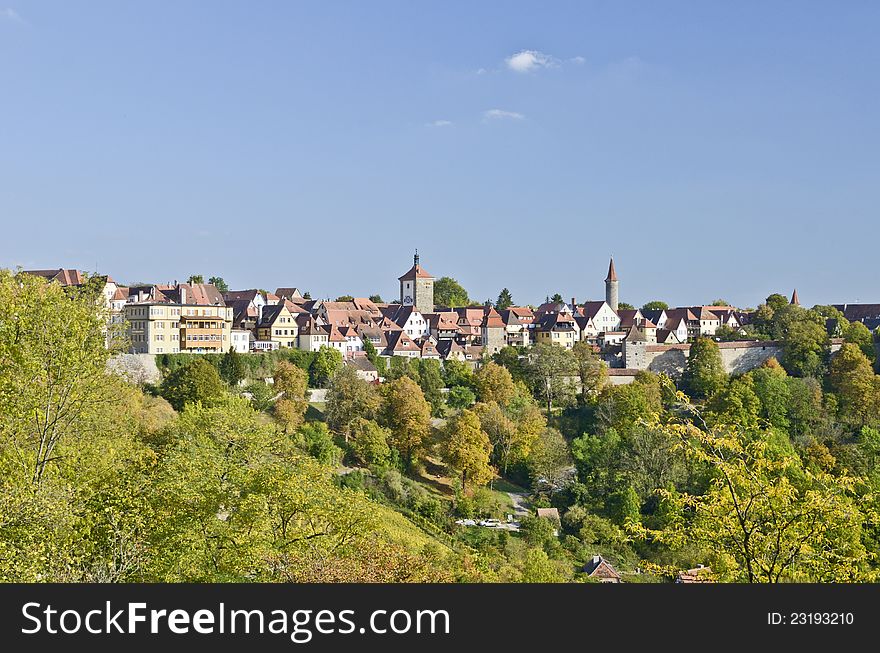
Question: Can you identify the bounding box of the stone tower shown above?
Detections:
[398,250,435,315]
[605,257,619,312]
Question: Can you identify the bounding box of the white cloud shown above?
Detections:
[427,120,453,128]
[570,56,586,65]
[483,109,525,121]
[0,8,22,22]
[505,50,558,73]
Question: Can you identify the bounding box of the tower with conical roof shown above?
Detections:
[398,250,434,314]
[605,257,619,312]
[790,289,800,306]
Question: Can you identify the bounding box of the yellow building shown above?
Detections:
[256,302,298,348]
[125,283,233,354]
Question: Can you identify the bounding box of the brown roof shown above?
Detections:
[398,262,434,280]
[24,268,86,286]
[482,308,504,328]
[605,257,618,282]
[584,555,621,580]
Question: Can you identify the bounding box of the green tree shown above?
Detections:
[441,409,494,492]
[273,361,309,433]
[335,295,354,302]
[348,418,391,467]
[244,381,274,411]
[325,365,380,441]
[641,300,669,311]
[207,276,228,293]
[634,398,875,582]
[596,374,663,436]
[186,274,204,285]
[442,358,475,389]
[572,340,607,404]
[549,293,564,304]
[219,346,245,386]
[750,359,791,430]
[434,277,470,308]
[526,343,577,412]
[617,302,635,311]
[519,548,565,583]
[710,375,761,429]
[773,307,829,378]
[368,294,383,303]
[828,343,878,427]
[495,288,514,311]
[417,359,445,416]
[766,293,789,312]
[844,321,876,364]
[160,358,226,411]
[310,345,343,388]
[682,338,727,400]
[528,427,573,494]
[0,271,116,486]
[447,385,476,410]
[380,376,432,468]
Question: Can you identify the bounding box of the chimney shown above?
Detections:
[180,286,186,305]
[571,297,576,308]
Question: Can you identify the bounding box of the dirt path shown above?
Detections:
[507,492,531,517]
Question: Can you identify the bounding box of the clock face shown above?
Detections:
[403,295,413,305]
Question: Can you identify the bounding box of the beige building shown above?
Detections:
[125,283,233,354]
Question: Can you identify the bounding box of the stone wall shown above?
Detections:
[617,338,845,383]
[621,340,784,378]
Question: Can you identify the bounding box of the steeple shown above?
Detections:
[414,249,419,267]
[790,288,800,306]
[604,256,619,312]
[605,256,618,282]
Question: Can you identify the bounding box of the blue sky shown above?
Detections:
[1,1,878,308]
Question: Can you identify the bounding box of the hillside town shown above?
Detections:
[22,253,867,382]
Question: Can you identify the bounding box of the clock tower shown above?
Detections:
[398,250,434,314]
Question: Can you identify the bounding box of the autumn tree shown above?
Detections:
[325,365,380,441]
[474,361,516,405]
[441,409,494,493]
[380,376,432,468]
[634,398,875,582]
[273,361,309,433]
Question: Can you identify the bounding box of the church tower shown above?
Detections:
[605,257,619,312]
[399,250,435,314]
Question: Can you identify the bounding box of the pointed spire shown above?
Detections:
[605,256,618,282]
[790,288,800,306]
